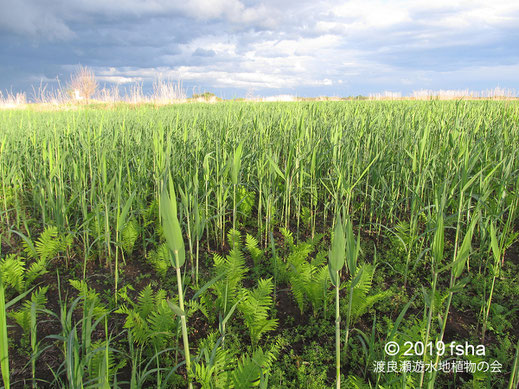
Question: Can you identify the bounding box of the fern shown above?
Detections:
[143,199,159,229]
[69,280,108,319]
[88,338,117,386]
[33,226,72,261]
[287,259,311,313]
[231,339,283,388]
[305,262,330,316]
[19,227,72,288]
[116,284,175,347]
[238,278,277,346]
[301,206,311,227]
[245,234,263,265]
[285,241,329,315]
[148,300,178,348]
[136,284,158,318]
[122,218,140,254]
[123,310,151,344]
[187,299,209,320]
[147,243,170,278]
[0,254,25,292]
[343,375,371,389]
[193,332,234,387]
[344,264,390,325]
[227,229,241,249]
[34,226,60,260]
[25,257,49,287]
[10,286,48,334]
[212,248,248,313]
[392,221,413,248]
[280,227,294,250]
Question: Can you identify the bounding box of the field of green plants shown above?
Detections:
[0,101,518,388]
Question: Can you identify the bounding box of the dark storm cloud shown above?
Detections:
[0,0,518,97]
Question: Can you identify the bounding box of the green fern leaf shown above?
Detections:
[245,234,263,264]
[238,278,277,345]
[10,286,48,333]
[147,243,170,278]
[122,218,140,254]
[34,226,60,261]
[227,229,241,249]
[25,257,49,287]
[0,254,25,292]
[280,227,294,249]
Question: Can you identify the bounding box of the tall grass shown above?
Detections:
[0,100,518,387]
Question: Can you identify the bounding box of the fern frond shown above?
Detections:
[35,226,60,261]
[88,339,116,385]
[225,248,247,285]
[280,227,294,249]
[288,263,311,313]
[237,186,254,219]
[351,291,390,325]
[306,265,330,315]
[188,299,209,320]
[232,354,260,388]
[194,332,234,387]
[213,253,226,268]
[231,340,282,388]
[148,301,177,347]
[343,375,371,389]
[22,236,38,259]
[155,289,167,304]
[122,218,140,254]
[0,254,25,292]
[344,264,391,325]
[227,229,241,249]
[10,286,48,333]
[124,310,150,344]
[239,278,277,345]
[245,234,263,264]
[287,242,313,267]
[147,243,170,278]
[136,284,156,318]
[25,257,48,287]
[213,248,248,311]
[285,241,328,314]
[69,279,108,318]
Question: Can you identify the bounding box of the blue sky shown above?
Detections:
[1,0,518,98]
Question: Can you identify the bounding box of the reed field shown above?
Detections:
[0,100,518,388]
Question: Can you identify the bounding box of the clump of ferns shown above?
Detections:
[199,230,278,348]
[2,226,72,295]
[1,226,72,351]
[192,331,285,388]
[200,230,248,325]
[339,263,391,327]
[277,227,330,316]
[237,277,278,347]
[116,284,179,352]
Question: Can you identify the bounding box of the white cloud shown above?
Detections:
[1,0,519,95]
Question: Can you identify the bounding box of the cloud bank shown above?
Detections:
[0,0,518,97]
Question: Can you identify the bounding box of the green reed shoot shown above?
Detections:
[329,214,345,389]
[160,177,192,389]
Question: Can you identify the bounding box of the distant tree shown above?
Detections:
[192,91,216,99]
[68,65,97,101]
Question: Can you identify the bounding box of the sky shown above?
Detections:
[0,0,518,98]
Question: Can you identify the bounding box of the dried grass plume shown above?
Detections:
[68,65,98,101]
